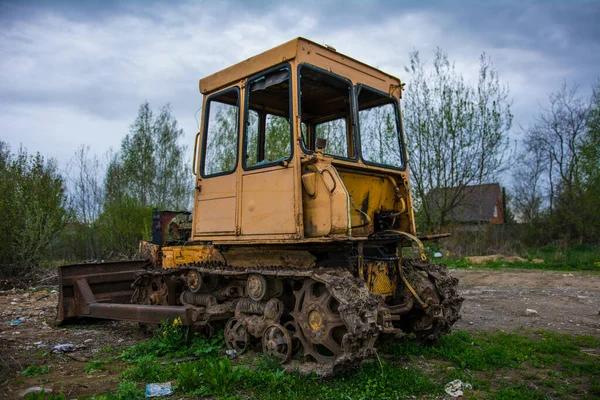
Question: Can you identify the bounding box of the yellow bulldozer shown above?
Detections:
[57,38,463,372]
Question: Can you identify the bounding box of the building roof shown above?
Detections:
[429,183,503,223]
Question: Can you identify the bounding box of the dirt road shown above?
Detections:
[0,268,599,397]
[452,269,600,336]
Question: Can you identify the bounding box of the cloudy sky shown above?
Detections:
[1,0,599,172]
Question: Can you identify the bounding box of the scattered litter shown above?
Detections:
[35,294,50,302]
[145,382,173,398]
[52,343,79,354]
[226,349,237,359]
[23,387,53,396]
[50,290,57,294]
[526,309,538,317]
[84,338,94,343]
[10,302,16,305]
[445,379,472,397]
[581,349,599,357]
[433,252,443,258]
[3,317,24,326]
[158,356,198,365]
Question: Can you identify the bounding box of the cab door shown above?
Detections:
[193,87,240,237]
[239,65,297,236]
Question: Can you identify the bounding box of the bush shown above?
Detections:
[0,142,67,282]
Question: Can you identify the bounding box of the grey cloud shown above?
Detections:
[0,0,598,171]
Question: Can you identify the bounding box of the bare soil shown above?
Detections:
[0,290,146,398]
[0,268,599,398]
[452,269,600,336]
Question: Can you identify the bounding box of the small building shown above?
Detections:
[428,183,507,229]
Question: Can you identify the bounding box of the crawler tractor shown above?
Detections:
[58,38,463,372]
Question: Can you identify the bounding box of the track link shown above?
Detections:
[402,260,464,341]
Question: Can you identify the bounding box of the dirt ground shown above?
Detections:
[452,269,600,336]
[1,268,599,398]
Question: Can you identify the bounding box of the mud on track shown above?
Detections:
[0,268,599,397]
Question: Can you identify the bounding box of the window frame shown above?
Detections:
[200,86,241,179]
[242,63,294,171]
[355,84,407,171]
[297,63,358,162]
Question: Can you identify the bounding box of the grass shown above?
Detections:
[21,365,51,377]
[85,360,107,373]
[37,320,600,399]
[442,243,600,271]
[112,323,600,399]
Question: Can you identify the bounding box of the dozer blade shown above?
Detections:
[57,260,198,326]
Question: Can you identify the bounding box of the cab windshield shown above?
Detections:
[298,65,404,169]
[298,65,355,159]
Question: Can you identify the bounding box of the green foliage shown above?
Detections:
[176,361,204,392]
[114,381,144,400]
[120,354,173,382]
[443,243,600,271]
[119,320,223,362]
[25,392,66,400]
[99,346,115,355]
[202,357,242,397]
[85,359,106,373]
[381,330,599,373]
[403,49,513,231]
[22,365,51,377]
[90,102,190,260]
[95,196,152,258]
[238,357,440,400]
[489,383,548,400]
[517,81,600,243]
[115,102,190,210]
[0,142,67,280]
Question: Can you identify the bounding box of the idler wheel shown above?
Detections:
[224,318,249,354]
[247,274,268,301]
[262,323,292,363]
[148,277,169,305]
[186,270,202,293]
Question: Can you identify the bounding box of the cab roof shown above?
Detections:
[199,37,401,96]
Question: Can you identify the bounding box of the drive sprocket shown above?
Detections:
[291,269,380,369]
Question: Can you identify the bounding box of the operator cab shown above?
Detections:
[193,38,415,244]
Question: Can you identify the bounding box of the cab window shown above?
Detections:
[357,87,404,168]
[202,89,239,177]
[244,66,292,168]
[299,65,354,159]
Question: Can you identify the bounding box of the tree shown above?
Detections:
[579,81,600,191]
[511,136,547,224]
[95,102,191,258]
[403,49,513,231]
[522,81,597,241]
[0,142,67,281]
[65,145,104,259]
[119,101,191,210]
